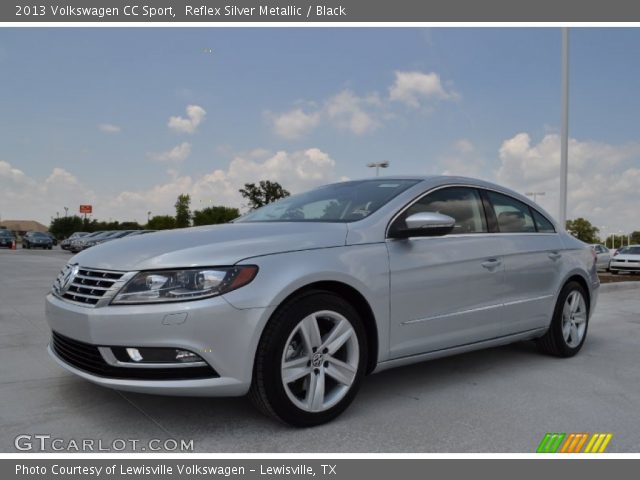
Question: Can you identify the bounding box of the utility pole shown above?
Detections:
[559,27,570,228]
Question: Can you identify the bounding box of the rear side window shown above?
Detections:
[486,191,536,233]
[531,209,556,233]
[399,187,488,234]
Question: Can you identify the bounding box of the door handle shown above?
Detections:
[481,258,502,270]
[548,252,562,261]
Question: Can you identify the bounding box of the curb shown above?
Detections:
[600,281,640,293]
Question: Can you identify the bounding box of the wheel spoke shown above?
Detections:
[573,311,587,324]
[282,357,311,384]
[569,292,580,314]
[307,370,325,411]
[325,326,354,355]
[326,356,357,386]
[562,320,571,340]
[321,318,352,352]
[570,323,579,343]
[299,314,322,353]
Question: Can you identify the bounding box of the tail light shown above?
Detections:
[614,250,620,256]
[591,248,597,266]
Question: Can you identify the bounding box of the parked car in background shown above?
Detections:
[61,232,89,251]
[44,232,58,246]
[0,229,16,248]
[610,245,640,274]
[23,231,53,249]
[590,244,611,271]
[83,230,137,248]
[46,176,599,426]
[68,231,109,253]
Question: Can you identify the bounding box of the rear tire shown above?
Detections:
[249,291,367,427]
[537,281,589,357]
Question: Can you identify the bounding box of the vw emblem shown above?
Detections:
[60,264,79,292]
[311,352,324,368]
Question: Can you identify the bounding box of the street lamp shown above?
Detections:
[147,211,152,222]
[63,206,68,217]
[366,161,389,177]
[525,191,546,203]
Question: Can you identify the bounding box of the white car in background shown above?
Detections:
[610,245,640,275]
[590,244,611,271]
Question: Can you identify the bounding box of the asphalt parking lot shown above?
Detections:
[1,248,639,453]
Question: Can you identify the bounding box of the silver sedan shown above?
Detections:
[46,176,599,426]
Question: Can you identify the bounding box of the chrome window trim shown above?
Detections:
[385,183,557,239]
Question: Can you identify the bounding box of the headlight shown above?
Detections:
[111,266,258,304]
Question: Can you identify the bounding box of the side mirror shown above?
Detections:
[390,212,456,239]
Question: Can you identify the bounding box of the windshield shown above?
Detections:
[619,246,640,255]
[237,179,419,223]
[32,232,48,238]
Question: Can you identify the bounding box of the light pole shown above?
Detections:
[525,191,546,203]
[559,27,570,227]
[147,211,152,222]
[366,161,389,177]
[599,226,607,247]
[63,206,68,217]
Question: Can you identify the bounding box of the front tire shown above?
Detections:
[537,281,589,357]
[249,291,367,427]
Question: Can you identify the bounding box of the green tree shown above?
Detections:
[239,180,290,210]
[192,206,240,226]
[174,194,192,228]
[565,218,600,244]
[49,215,86,239]
[147,215,177,230]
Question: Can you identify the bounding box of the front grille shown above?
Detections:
[64,268,123,305]
[53,265,128,307]
[51,331,219,380]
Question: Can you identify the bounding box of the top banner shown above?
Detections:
[5,0,640,23]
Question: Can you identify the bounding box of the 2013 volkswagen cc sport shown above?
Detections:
[46,176,599,426]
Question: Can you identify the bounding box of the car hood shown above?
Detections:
[70,222,349,271]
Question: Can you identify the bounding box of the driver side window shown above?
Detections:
[394,187,488,234]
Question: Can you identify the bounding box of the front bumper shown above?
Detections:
[610,260,640,272]
[45,293,273,396]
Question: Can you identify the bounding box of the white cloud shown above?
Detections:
[148,142,192,164]
[109,148,339,219]
[389,71,459,108]
[495,133,640,232]
[436,140,488,180]
[0,161,95,222]
[0,147,340,224]
[454,139,475,154]
[269,108,321,140]
[98,123,121,134]
[269,70,457,139]
[167,105,206,134]
[325,90,381,135]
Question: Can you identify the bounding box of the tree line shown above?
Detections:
[49,180,290,239]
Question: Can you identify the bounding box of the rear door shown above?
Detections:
[482,190,564,335]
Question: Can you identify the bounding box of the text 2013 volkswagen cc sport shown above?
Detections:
[46,177,599,426]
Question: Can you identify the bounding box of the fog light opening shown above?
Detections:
[175,349,201,363]
[126,348,143,362]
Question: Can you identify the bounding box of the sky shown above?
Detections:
[1,27,640,236]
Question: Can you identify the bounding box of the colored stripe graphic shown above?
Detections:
[537,433,565,453]
[538,433,613,453]
[584,433,613,453]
